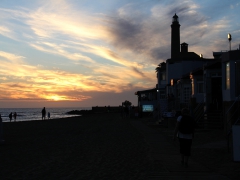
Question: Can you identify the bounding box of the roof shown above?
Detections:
[181,42,188,45]
[173,13,178,18]
[221,50,240,62]
[178,52,201,59]
[166,56,216,64]
[135,88,156,95]
[204,59,222,69]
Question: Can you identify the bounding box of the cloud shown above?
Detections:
[0,25,14,39]
[0,48,155,102]
[0,0,239,107]
[30,42,95,63]
[105,0,238,61]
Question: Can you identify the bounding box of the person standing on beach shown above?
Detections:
[48,112,50,119]
[13,112,17,122]
[9,112,13,122]
[42,107,46,120]
[134,107,139,119]
[173,108,195,168]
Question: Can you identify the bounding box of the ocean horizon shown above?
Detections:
[0,107,91,122]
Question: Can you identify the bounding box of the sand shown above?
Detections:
[1,113,240,179]
[0,113,151,179]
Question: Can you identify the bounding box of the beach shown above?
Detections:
[0,113,151,179]
[1,113,240,179]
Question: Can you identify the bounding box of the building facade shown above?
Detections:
[137,14,240,133]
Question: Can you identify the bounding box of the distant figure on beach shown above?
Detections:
[128,106,131,118]
[42,107,46,120]
[13,112,17,122]
[134,107,139,119]
[9,112,13,122]
[48,112,50,119]
[173,108,195,168]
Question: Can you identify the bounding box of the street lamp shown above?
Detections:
[156,88,161,122]
[228,33,232,51]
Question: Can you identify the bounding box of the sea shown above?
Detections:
[0,107,91,122]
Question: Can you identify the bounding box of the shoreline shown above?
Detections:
[2,114,82,123]
[0,107,91,123]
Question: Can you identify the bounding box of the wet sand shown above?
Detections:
[0,113,151,179]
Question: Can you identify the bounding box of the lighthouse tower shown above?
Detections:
[171,14,180,59]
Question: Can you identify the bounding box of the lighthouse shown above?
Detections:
[171,13,180,59]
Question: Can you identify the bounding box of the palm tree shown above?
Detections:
[155,62,166,72]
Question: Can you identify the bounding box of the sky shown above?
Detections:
[0,0,239,108]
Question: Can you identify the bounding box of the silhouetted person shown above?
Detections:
[42,107,46,120]
[173,108,195,168]
[13,112,17,122]
[128,106,131,118]
[9,112,12,122]
[134,107,139,119]
[48,112,50,119]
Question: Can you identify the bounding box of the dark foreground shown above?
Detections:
[1,113,240,179]
[0,113,150,179]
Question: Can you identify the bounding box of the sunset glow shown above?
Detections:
[0,0,239,108]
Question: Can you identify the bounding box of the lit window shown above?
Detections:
[226,62,230,89]
[160,72,166,80]
[191,79,194,95]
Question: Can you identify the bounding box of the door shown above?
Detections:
[211,77,222,110]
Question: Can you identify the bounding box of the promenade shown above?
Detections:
[131,118,240,179]
[0,113,239,179]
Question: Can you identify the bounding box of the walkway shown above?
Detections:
[130,119,231,179]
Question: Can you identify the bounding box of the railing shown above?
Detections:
[225,95,240,152]
[225,95,240,133]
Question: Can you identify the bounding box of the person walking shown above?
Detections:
[173,108,195,168]
[13,112,17,122]
[42,107,46,120]
[9,112,13,122]
[134,106,139,119]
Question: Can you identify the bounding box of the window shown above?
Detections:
[226,62,230,89]
[160,72,166,80]
[191,79,194,95]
